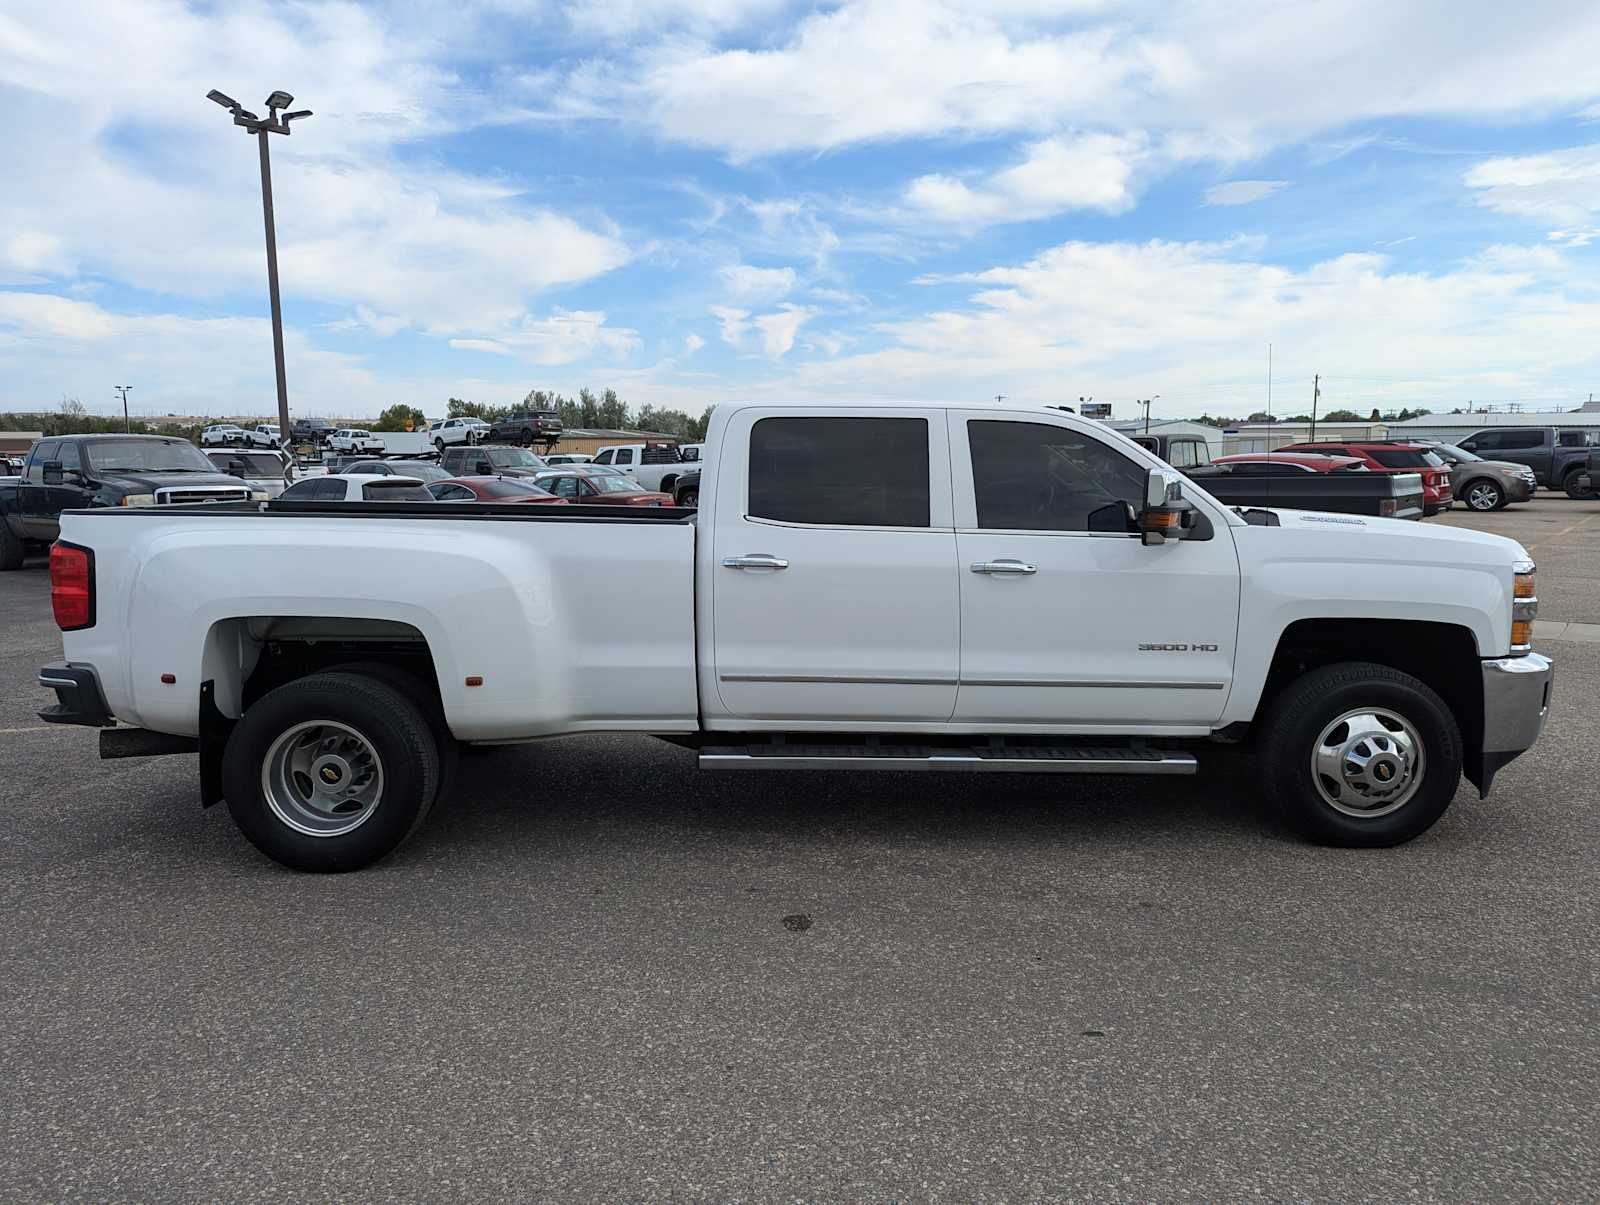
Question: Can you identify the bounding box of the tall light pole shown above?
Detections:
[114,384,132,433]
[1139,394,1160,433]
[206,89,311,453]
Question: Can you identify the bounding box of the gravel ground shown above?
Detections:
[2,503,1597,1200]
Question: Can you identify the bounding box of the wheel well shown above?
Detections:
[219,617,443,714]
[1261,618,1483,764]
[659,474,678,492]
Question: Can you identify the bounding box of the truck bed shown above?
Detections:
[54,502,701,743]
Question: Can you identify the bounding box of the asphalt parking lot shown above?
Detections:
[3,497,1598,1199]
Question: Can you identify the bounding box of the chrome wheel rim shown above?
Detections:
[261,720,384,837]
[1467,482,1498,510]
[1311,707,1424,818]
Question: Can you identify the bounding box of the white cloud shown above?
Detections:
[445,310,639,364]
[1204,179,1289,206]
[717,264,797,303]
[1465,144,1600,226]
[758,237,1600,411]
[0,1,629,343]
[905,133,1148,226]
[753,304,812,357]
[561,0,790,37]
[682,332,706,354]
[709,305,750,347]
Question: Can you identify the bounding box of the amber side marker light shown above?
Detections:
[465,676,484,687]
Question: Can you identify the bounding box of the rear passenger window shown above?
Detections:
[614,448,634,465]
[1498,429,1543,450]
[748,417,930,527]
[969,421,1146,532]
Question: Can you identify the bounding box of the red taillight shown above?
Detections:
[50,542,95,631]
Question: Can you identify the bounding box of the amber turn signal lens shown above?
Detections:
[1141,510,1182,531]
[1511,619,1534,649]
[1514,574,1535,598]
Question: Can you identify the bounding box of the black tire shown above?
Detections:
[1258,661,1462,848]
[521,428,535,447]
[0,521,25,571]
[327,660,460,804]
[679,487,699,508]
[1563,470,1595,500]
[435,438,446,452]
[1462,478,1502,512]
[222,671,441,872]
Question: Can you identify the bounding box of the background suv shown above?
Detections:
[1392,440,1536,511]
[1278,440,1453,514]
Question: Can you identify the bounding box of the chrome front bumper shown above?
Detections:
[1474,652,1554,797]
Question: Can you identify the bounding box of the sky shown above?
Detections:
[2,0,1600,423]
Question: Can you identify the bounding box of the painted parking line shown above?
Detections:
[1533,620,1600,644]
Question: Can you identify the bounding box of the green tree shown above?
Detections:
[373,403,427,432]
[1246,411,1277,423]
[1322,409,1363,422]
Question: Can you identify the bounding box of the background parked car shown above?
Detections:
[673,467,701,507]
[1455,426,1599,497]
[426,476,569,504]
[205,449,295,498]
[320,454,373,475]
[327,429,384,454]
[531,465,674,506]
[1129,432,1212,469]
[440,444,549,478]
[424,417,489,450]
[1278,440,1453,514]
[485,408,563,447]
[343,459,454,483]
[543,452,593,465]
[277,473,434,502]
[200,424,247,447]
[1385,440,1536,511]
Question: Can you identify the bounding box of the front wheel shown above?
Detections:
[679,486,699,508]
[1258,662,1462,847]
[1463,479,1503,511]
[1564,471,1595,500]
[435,438,446,452]
[222,671,441,872]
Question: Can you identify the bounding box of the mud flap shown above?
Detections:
[198,680,236,808]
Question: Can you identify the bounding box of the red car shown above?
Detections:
[425,476,568,504]
[530,466,674,506]
[1211,452,1370,473]
[1277,441,1453,514]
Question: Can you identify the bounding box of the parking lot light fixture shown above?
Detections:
[205,87,312,465]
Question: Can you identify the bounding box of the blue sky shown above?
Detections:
[2,0,1599,422]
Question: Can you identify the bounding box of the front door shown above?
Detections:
[710,408,958,723]
[948,411,1240,729]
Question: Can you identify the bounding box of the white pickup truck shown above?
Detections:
[38,402,1552,872]
[592,442,695,495]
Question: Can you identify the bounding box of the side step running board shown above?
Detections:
[699,743,1196,775]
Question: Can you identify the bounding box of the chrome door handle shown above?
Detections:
[722,553,789,570]
[970,559,1037,575]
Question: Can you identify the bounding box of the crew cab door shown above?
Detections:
[947,411,1240,728]
[1459,429,1550,483]
[709,409,958,722]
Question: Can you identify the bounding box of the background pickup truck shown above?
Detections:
[1456,426,1599,497]
[38,402,1551,872]
[1184,456,1424,519]
[2,434,260,570]
[591,442,695,495]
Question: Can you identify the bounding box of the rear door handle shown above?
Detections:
[970,559,1037,575]
[722,553,789,570]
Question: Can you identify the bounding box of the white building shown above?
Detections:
[1218,421,1390,455]
[1385,411,1600,440]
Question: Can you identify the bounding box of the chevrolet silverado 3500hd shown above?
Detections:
[38,402,1552,871]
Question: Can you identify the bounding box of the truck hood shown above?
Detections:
[1255,507,1529,565]
[105,471,255,492]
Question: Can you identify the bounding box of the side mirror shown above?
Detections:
[226,460,247,478]
[1139,468,1194,546]
[42,461,64,485]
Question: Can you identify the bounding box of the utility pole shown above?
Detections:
[1309,374,1320,441]
[206,89,312,457]
[114,385,132,433]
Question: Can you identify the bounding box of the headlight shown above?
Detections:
[249,489,270,501]
[1511,559,1536,653]
[120,493,156,507]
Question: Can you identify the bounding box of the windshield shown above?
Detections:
[208,452,285,476]
[478,478,555,498]
[387,462,451,482]
[1370,448,1445,469]
[87,439,218,474]
[588,473,646,493]
[486,447,547,468]
[1432,443,1480,462]
[363,482,433,501]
